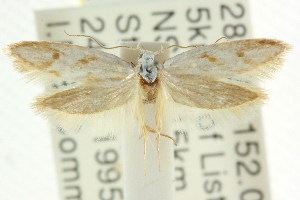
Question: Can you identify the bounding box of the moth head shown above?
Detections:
[137,51,159,83]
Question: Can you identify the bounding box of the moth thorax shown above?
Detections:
[137,51,159,83]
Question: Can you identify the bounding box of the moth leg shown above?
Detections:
[137,89,148,175]
[145,125,177,145]
[155,88,166,170]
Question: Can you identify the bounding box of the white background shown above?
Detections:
[0,0,299,200]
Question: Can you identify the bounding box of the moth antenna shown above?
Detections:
[214,36,229,43]
[167,44,199,49]
[64,30,133,50]
[166,37,228,50]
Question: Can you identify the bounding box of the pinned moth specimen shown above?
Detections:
[6,39,290,168]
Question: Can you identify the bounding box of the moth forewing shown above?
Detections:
[6,41,135,83]
[163,39,291,80]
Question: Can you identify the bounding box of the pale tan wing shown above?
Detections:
[164,39,290,79]
[7,41,138,114]
[6,41,134,84]
[161,74,265,109]
[34,79,138,114]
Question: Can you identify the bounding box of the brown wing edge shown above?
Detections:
[6,41,64,73]
[238,39,292,79]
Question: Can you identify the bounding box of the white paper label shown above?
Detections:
[35,0,270,200]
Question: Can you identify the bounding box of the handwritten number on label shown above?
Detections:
[80,17,105,33]
[96,149,118,164]
[237,160,261,176]
[221,4,245,19]
[235,142,260,157]
[234,124,256,134]
[99,188,123,200]
[223,24,247,38]
[221,4,246,38]
[96,149,122,200]
[186,8,211,22]
[98,168,121,183]
[240,189,264,200]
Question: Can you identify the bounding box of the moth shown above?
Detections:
[6,39,290,167]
